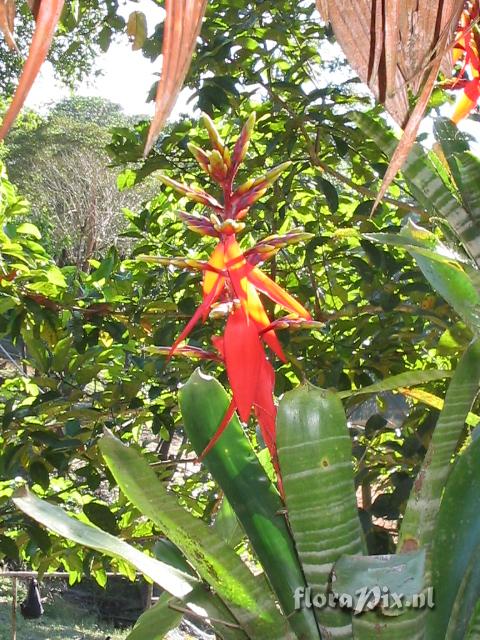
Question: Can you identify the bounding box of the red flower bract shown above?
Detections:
[155,113,313,480]
[449,2,480,123]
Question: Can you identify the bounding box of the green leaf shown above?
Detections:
[0,294,16,314]
[466,600,480,639]
[153,539,194,576]
[13,487,197,595]
[0,535,18,561]
[427,434,480,639]
[21,328,49,372]
[444,552,480,640]
[338,369,452,399]
[434,118,480,229]
[367,223,480,334]
[213,497,244,548]
[29,460,50,490]
[277,384,364,637]
[179,369,320,640]
[317,177,339,213]
[333,550,425,614]
[45,266,67,287]
[100,432,288,639]
[51,336,73,372]
[83,502,119,536]
[13,488,245,638]
[126,592,183,640]
[88,248,117,284]
[399,338,480,552]
[352,111,480,266]
[16,222,41,239]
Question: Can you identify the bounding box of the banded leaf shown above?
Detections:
[100,432,286,639]
[13,487,246,639]
[179,369,319,640]
[352,111,480,266]
[277,383,365,639]
[427,433,480,639]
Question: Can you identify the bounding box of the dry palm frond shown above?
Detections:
[322,1,465,208]
[144,0,208,155]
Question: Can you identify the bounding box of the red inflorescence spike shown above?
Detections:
[224,304,263,423]
[159,115,314,476]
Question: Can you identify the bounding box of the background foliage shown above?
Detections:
[0,0,473,604]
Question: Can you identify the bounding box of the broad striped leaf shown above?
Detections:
[100,432,287,639]
[399,338,480,552]
[428,434,480,639]
[333,550,425,613]
[434,118,480,250]
[356,339,480,638]
[277,384,365,638]
[366,224,480,334]
[12,487,245,638]
[466,600,480,639]
[126,592,183,640]
[179,369,319,640]
[347,555,427,639]
[352,112,480,266]
[444,550,480,640]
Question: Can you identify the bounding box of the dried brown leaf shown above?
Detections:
[384,0,400,99]
[324,1,465,126]
[373,0,465,210]
[0,0,18,52]
[322,0,465,209]
[315,0,329,21]
[0,0,64,139]
[373,57,443,212]
[144,0,207,156]
[126,10,147,51]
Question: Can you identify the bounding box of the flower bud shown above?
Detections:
[222,146,232,168]
[158,173,224,212]
[231,112,256,173]
[236,177,255,195]
[188,142,210,173]
[230,161,292,217]
[202,113,225,155]
[208,149,228,182]
[252,161,292,188]
[178,211,218,237]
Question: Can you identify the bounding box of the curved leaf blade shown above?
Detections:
[179,369,320,640]
[126,592,183,640]
[367,224,480,333]
[12,487,245,638]
[100,432,286,639]
[277,384,364,638]
[353,111,480,266]
[0,0,64,139]
[427,434,480,639]
[144,0,207,154]
[399,338,480,552]
[338,368,452,399]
